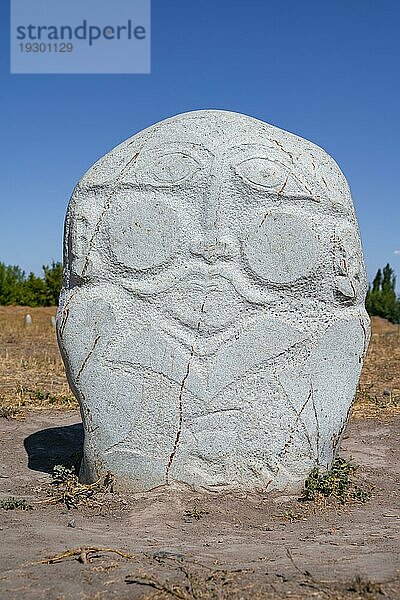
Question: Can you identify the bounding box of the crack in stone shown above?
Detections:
[58,288,80,337]
[258,172,289,229]
[76,335,100,382]
[332,407,351,456]
[258,212,269,229]
[277,386,314,460]
[192,406,243,419]
[359,318,369,361]
[309,383,320,461]
[165,298,207,484]
[277,174,289,196]
[274,372,315,458]
[272,139,294,163]
[290,171,320,202]
[80,151,140,278]
[165,344,194,484]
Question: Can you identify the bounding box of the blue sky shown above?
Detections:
[1,0,399,286]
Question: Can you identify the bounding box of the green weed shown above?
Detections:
[0,497,31,511]
[183,507,210,521]
[301,458,371,504]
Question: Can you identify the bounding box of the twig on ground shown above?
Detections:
[37,547,136,565]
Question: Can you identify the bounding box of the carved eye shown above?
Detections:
[148,152,201,184]
[235,158,288,189]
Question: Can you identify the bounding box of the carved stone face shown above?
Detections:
[58,110,370,492]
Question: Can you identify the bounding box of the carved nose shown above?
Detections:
[190,237,237,263]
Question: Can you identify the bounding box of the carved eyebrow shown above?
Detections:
[143,141,216,159]
[228,142,268,151]
[223,142,292,160]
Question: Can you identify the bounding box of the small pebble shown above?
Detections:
[67,519,76,528]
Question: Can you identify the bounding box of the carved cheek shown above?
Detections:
[106,198,181,271]
[243,213,321,284]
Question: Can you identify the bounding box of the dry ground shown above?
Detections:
[0,307,400,599]
[0,306,75,415]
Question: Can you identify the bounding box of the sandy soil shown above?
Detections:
[0,412,399,599]
[1,308,400,599]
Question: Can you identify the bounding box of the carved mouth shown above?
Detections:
[151,274,246,333]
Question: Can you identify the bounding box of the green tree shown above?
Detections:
[0,260,63,307]
[23,272,48,307]
[0,263,26,305]
[43,261,63,305]
[366,263,400,324]
[372,268,382,292]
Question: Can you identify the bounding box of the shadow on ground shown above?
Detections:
[24,423,83,474]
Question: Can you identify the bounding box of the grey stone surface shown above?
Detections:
[57,110,370,492]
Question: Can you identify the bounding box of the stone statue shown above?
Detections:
[57,110,370,492]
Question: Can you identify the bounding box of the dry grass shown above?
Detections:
[0,306,76,411]
[41,465,114,509]
[38,547,136,565]
[353,316,400,418]
[125,559,245,600]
